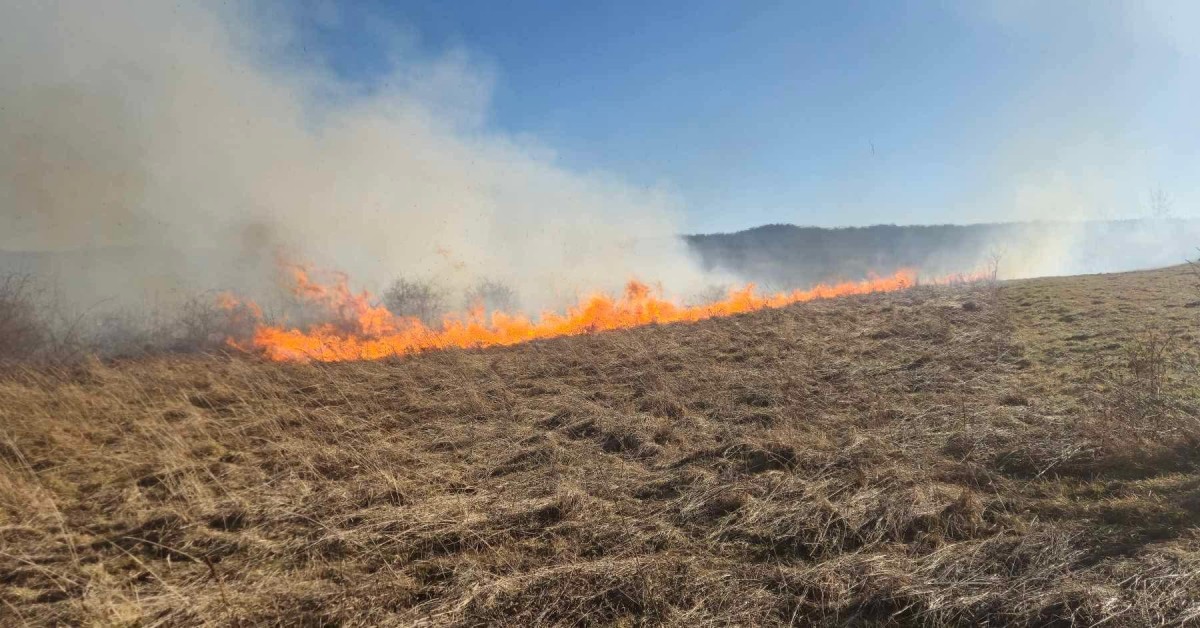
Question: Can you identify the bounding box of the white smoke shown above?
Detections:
[957,0,1200,278]
[0,1,719,311]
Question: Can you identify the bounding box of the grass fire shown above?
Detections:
[4,1,1200,626]
[224,265,987,362]
[5,265,1200,625]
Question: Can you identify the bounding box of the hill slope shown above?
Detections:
[3,266,1200,625]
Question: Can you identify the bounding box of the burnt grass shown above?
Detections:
[3,266,1200,626]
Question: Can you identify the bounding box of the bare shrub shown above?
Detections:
[383,277,447,326]
[82,295,260,358]
[0,273,49,363]
[170,293,257,352]
[0,273,259,363]
[86,309,161,358]
[462,279,518,314]
[985,248,1004,282]
[1148,187,1174,219]
[687,284,731,307]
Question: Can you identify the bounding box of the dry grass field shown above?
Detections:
[3,266,1200,626]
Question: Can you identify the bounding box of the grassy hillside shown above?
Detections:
[3,266,1199,625]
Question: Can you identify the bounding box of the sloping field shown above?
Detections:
[3,266,1199,626]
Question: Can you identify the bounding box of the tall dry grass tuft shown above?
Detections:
[0,273,49,364]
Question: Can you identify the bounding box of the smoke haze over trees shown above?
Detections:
[685,219,1200,291]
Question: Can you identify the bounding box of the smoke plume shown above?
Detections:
[958,0,1199,277]
[0,1,716,311]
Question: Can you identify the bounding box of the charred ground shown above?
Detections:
[3,266,1200,626]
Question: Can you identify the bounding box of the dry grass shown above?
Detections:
[0,274,49,364]
[3,266,1200,626]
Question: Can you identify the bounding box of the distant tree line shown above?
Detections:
[684,219,1200,289]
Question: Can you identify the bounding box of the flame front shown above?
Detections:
[224,267,983,362]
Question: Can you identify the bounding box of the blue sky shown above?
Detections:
[277,1,1198,233]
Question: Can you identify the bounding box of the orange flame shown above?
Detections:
[223,266,986,362]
